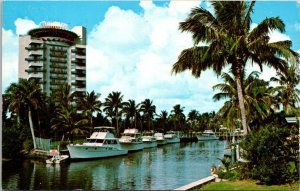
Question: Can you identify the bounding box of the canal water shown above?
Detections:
[2,141,226,190]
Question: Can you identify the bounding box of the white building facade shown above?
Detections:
[19,24,86,96]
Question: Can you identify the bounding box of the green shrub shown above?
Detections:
[240,125,299,185]
[22,139,33,152]
[218,170,240,180]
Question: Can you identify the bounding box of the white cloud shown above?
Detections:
[87,0,223,114]
[2,28,18,91]
[14,18,38,35]
[269,30,291,43]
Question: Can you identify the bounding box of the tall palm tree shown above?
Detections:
[170,104,185,131]
[187,109,199,130]
[139,99,156,131]
[5,79,43,149]
[270,63,300,114]
[79,91,101,133]
[213,71,271,129]
[156,110,169,131]
[172,1,299,135]
[103,91,124,136]
[52,83,75,108]
[123,99,140,129]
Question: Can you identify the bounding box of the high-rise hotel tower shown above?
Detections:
[19,23,86,96]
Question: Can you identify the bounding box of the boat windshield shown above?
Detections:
[86,139,104,143]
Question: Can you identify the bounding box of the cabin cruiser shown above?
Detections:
[153,132,167,145]
[142,131,157,149]
[119,128,144,152]
[196,130,219,141]
[67,126,128,159]
[164,131,180,143]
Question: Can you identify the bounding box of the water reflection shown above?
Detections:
[3,141,226,190]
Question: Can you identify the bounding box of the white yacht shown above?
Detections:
[154,132,167,145]
[142,131,157,149]
[196,130,219,141]
[119,128,144,152]
[164,131,180,143]
[67,126,128,159]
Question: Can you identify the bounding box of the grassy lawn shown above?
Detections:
[199,180,299,190]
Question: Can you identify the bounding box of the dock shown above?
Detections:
[174,175,216,190]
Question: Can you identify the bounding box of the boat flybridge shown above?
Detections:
[119,128,144,152]
[142,131,157,148]
[164,131,180,143]
[153,132,167,145]
[67,126,128,159]
[196,130,219,141]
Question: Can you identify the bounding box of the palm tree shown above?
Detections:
[213,71,271,129]
[187,109,199,130]
[79,91,101,133]
[172,1,299,135]
[170,104,185,131]
[51,104,88,142]
[52,83,75,108]
[123,99,140,129]
[103,91,124,136]
[5,79,43,149]
[156,110,169,131]
[139,99,156,131]
[270,63,300,114]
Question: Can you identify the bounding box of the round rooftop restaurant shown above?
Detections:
[28,25,79,44]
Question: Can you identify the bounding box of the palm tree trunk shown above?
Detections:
[28,108,37,149]
[90,115,93,134]
[235,77,248,135]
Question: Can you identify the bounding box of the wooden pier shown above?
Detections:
[174,175,216,190]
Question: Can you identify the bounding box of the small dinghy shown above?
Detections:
[46,149,69,164]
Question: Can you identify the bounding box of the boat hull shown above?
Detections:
[165,138,180,144]
[119,142,144,152]
[46,155,69,164]
[157,139,167,145]
[143,141,157,149]
[196,135,219,141]
[67,145,128,159]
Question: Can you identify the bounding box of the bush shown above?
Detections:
[240,125,298,185]
[218,170,240,180]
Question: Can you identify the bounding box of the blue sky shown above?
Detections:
[2,1,300,115]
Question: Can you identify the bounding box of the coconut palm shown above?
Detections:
[172,1,299,135]
[5,79,43,149]
[156,110,169,131]
[51,104,88,142]
[123,99,140,129]
[79,91,101,133]
[187,109,199,130]
[139,99,156,131]
[270,63,300,114]
[103,91,124,136]
[213,71,272,129]
[52,83,75,108]
[170,104,185,131]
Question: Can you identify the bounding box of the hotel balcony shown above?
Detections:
[25,45,45,50]
[76,77,86,81]
[75,55,85,60]
[28,49,43,56]
[29,73,43,79]
[29,39,43,45]
[50,58,67,63]
[75,87,86,92]
[26,57,46,62]
[76,65,86,70]
[29,61,43,67]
